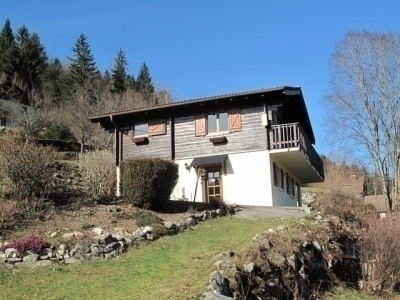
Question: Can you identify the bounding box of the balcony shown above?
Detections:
[268,123,324,183]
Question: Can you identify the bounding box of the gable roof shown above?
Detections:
[89,86,316,144]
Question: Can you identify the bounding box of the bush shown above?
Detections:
[0,236,49,254]
[41,124,76,141]
[78,150,116,201]
[360,216,400,293]
[121,157,178,209]
[0,138,55,199]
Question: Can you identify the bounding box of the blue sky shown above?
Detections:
[2,1,400,155]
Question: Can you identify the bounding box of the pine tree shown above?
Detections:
[111,48,128,94]
[126,74,135,89]
[136,63,155,103]
[0,19,16,82]
[13,26,47,94]
[67,34,98,89]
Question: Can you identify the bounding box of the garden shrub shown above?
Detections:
[121,157,178,209]
[41,124,76,141]
[78,150,116,201]
[0,138,55,199]
[0,236,49,254]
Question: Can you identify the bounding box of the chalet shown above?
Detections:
[89,86,324,207]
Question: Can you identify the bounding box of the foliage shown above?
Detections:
[41,124,76,141]
[0,19,16,81]
[359,216,400,293]
[323,31,400,211]
[67,34,98,90]
[121,158,178,209]
[132,209,163,227]
[111,48,128,94]
[0,138,55,198]
[13,25,48,95]
[78,150,116,201]
[312,191,371,223]
[0,236,49,254]
[136,62,155,104]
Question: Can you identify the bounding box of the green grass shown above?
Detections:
[0,217,291,300]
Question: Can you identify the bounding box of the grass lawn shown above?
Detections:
[0,217,292,300]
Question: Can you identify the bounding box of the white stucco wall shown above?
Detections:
[173,151,274,206]
[269,157,301,207]
[172,151,301,207]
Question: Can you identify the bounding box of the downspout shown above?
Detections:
[110,115,122,197]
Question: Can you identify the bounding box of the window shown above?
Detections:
[133,123,148,137]
[273,163,278,186]
[133,119,166,137]
[286,174,294,196]
[194,108,242,136]
[280,169,285,190]
[207,112,228,134]
[273,162,284,190]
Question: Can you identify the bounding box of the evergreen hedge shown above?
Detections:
[121,157,178,209]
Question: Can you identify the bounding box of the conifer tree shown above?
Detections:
[0,19,16,82]
[67,34,98,89]
[13,26,47,94]
[136,63,155,104]
[111,48,128,94]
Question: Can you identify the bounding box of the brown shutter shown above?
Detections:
[148,119,166,136]
[194,114,207,136]
[228,108,242,132]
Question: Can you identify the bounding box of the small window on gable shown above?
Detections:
[133,123,148,137]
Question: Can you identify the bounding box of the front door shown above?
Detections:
[205,168,222,203]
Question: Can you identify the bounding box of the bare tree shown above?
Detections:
[324,31,400,211]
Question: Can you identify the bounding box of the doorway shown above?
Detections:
[204,168,222,203]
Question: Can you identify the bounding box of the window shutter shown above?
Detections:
[228,108,242,132]
[195,114,207,136]
[148,119,166,136]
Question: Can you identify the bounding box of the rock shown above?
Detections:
[6,257,22,263]
[146,233,154,240]
[132,228,145,239]
[23,254,39,263]
[259,238,271,250]
[50,231,58,238]
[65,257,78,264]
[143,226,153,234]
[302,192,316,205]
[312,241,322,251]
[216,208,226,216]
[186,216,197,226]
[109,206,121,213]
[267,228,277,234]
[93,234,118,244]
[202,292,233,300]
[243,262,255,273]
[210,210,218,218]
[164,221,175,230]
[5,248,19,257]
[209,271,230,297]
[104,250,117,259]
[92,228,105,235]
[59,244,68,251]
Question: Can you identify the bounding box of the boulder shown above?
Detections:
[92,228,105,235]
[23,254,39,263]
[208,271,230,297]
